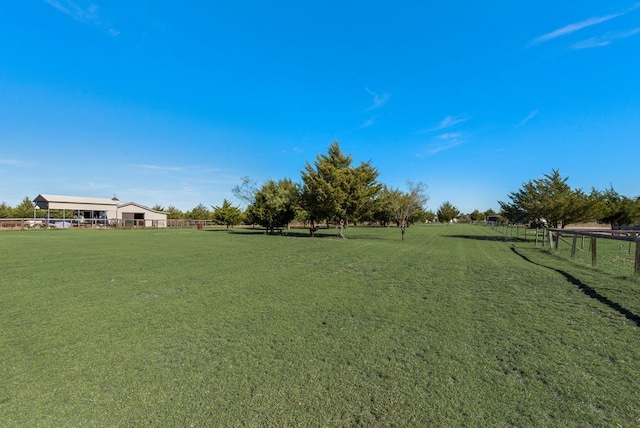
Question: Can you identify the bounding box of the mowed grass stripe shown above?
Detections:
[1,225,639,426]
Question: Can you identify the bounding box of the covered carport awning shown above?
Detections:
[33,194,118,215]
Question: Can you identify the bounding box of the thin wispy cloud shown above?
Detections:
[417,115,468,135]
[437,132,462,140]
[439,115,468,129]
[413,132,465,157]
[0,158,22,166]
[364,87,390,111]
[427,140,464,155]
[134,164,184,172]
[531,14,622,45]
[43,0,120,36]
[517,110,539,127]
[359,118,376,129]
[530,3,640,46]
[0,157,28,170]
[572,27,640,49]
[424,115,468,133]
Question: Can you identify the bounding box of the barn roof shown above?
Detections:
[33,194,119,210]
[117,201,166,214]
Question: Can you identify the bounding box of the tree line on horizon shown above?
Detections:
[3,147,637,233]
[499,169,640,229]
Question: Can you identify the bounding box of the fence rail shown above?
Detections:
[547,228,640,277]
[0,218,218,229]
[489,224,640,277]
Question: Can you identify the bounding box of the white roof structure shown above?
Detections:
[117,201,166,214]
[33,194,118,211]
[32,194,168,227]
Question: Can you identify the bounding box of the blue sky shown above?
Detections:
[1,1,639,213]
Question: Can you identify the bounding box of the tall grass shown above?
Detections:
[1,225,639,426]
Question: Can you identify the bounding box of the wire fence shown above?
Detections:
[489,224,640,278]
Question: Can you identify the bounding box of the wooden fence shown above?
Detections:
[547,228,640,277]
[0,218,214,229]
[489,224,640,277]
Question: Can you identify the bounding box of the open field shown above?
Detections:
[1,224,639,426]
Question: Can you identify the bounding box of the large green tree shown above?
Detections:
[165,205,184,219]
[186,204,211,220]
[212,199,243,229]
[499,169,595,228]
[437,201,460,224]
[596,187,640,229]
[469,209,485,222]
[372,186,396,227]
[247,178,300,234]
[301,141,381,228]
[0,201,11,218]
[11,196,35,218]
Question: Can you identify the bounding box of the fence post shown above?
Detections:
[591,237,597,267]
[635,241,640,277]
[571,235,577,258]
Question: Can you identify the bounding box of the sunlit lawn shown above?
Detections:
[1,224,639,426]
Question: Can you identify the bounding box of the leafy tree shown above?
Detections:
[371,186,395,226]
[484,208,497,218]
[186,203,211,220]
[165,205,184,219]
[243,206,259,227]
[151,204,165,212]
[457,213,472,223]
[470,209,485,222]
[346,161,382,224]
[559,188,603,227]
[232,176,258,207]
[596,187,640,229]
[423,210,437,223]
[498,200,527,224]
[212,199,243,229]
[301,141,381,228]
[0,201,10,218]
[387,182,429,240]
[247,178,300,234]
[437,201,460,223]
[500,170,598,228]
[11,196,35,218]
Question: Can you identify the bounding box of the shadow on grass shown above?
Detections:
[510,245,640,327]
[210,228,385,240]
[445,234,529,242]
[225,229,319,238]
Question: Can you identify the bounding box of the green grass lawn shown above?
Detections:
[1,224,639,426]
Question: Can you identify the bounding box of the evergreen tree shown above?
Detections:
[186,203,211,220]
[301,141,381,228]
[11,196,35,218]
[437,201,460,223]
[247,178,300,234]
[165,205,184,219]
[212,199,244,229]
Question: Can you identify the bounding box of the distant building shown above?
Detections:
[117,201,167,228]
[32,194,167,228]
